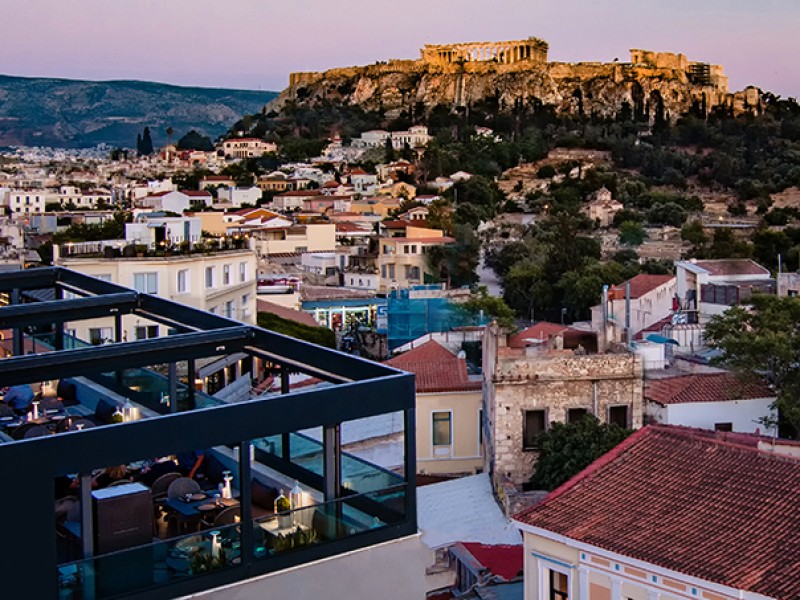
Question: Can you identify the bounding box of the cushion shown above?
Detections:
[251,479,278,510]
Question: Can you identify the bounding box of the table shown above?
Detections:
[165,493,239,519]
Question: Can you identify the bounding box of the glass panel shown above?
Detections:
[58,524,241,599]
[251,485,406,560]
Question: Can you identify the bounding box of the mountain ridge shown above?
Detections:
[0,74,278,149]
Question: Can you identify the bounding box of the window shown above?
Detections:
[714,422,733,432]
[209,305,218,314]
[177,269,189,293]
[432,411,452,446]
[239,262,247,283]
[523,409,546,449]
[95,274,112,282]
[205,266,216,289]
[548,569,569,600]
[608,405,629,428]
[223,264,231,285]
[567,408,589,424]
[410,245,417,254]
[225,301,234,318]
[135,325,159,340]
[403,245,409,254]
[388,264,395,279]
[88,327,112,346]
[132,272,158,294]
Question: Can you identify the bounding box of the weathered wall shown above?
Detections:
[485,341,643,487]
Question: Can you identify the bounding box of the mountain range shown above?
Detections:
[0,74,278,149]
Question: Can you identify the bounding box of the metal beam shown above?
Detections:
[0,266,58,293]
[0,327,254,387]
[0,292,139,329]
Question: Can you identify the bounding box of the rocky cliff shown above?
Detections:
[269,42,758,124]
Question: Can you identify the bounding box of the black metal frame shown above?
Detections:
[0,267,417,599]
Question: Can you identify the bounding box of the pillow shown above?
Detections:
[250,479,278,510]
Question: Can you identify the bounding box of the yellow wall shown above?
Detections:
[416,390,482,474]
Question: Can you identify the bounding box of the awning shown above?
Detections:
[645,334,680,346]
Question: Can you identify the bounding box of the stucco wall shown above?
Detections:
[184,534,429,600]
[417,390,482,474]
[664,398,776,435]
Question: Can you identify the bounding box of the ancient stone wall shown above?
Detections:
[486,348,643,488]
[276,40,746,121]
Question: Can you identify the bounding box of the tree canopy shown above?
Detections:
[528,415,634,491]
[704,294,800,437]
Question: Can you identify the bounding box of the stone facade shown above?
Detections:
[482,325,643,488]
[420,37,548,66]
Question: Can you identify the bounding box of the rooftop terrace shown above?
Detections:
[0,267,416,599]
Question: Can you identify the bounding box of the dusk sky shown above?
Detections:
[1,0,798,96]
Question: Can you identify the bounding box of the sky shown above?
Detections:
[0,0,798,97]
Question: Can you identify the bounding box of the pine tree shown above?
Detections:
[136,133,142,155]
[141,127,154,155]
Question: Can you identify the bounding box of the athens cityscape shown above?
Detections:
[0,1,798,599]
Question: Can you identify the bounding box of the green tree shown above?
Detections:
[452,175,505,227]
[528,415,634,491]
[257,312,335,348]
[557,261,626,321]
[139,127,154,155]
[618,220,646,246]
[681,220,707,246]
[177,130,215,151]
[704,295,800,437]
[459,286,515,329]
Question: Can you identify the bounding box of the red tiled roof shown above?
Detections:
[456,543,523,581]
[386,236,453,244]
[386,341,481,393]
[508,322,570,348]
[182,190,212,197]
[692,259,770,277]
[336,222,368,233]
[645,372,774,405]
[275,190,323,197]
[381,219,412,229]
[610,274,674,300]
[514,426,800,599]
[256,298,320,328]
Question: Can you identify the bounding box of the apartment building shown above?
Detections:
[55,247,257,344]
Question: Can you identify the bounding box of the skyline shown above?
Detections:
[1,0,799,97]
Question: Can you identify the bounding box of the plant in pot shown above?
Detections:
[274,491,292,529]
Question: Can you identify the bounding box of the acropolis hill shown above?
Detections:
[272,37,760,121]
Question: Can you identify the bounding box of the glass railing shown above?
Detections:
[57,484,407,598]
[57,523,242,599]
[252,484,406,560]
[252,432,404,494]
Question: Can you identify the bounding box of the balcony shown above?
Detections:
[0,267,415,599]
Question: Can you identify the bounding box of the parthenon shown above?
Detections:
[421,37,548,66]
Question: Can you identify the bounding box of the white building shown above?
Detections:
[7,189,50,215]
[136,190,212,213]
[125,214,203,247]
[216,186,262,207]
[592,274,677,347]
[220,138,278,158]
[645,371,777,436]
[54,246,257,343]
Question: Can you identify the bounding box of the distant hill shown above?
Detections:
[0,75,278,149]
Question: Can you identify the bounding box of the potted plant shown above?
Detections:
[134,244,147,257]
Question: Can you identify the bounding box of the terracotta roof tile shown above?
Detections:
[508,322,570,348]
[256,298,320,328]
[645,372,774,405]
[610,274,675,300]
[386,341,481,393]
[514,426,800,599]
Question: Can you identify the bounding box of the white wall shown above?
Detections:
[659,397,777,435]
[187,534,429,600]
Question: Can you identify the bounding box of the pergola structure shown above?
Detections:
[0,267,416,599]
